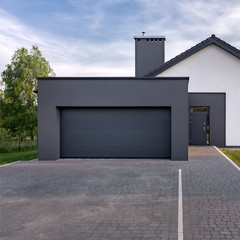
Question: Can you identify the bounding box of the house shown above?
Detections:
[144,34,240,148]
[37,34,240,161]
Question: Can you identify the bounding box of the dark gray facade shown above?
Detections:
[38,77,189,160]
[189,93,226,147]
[135,36,165,77]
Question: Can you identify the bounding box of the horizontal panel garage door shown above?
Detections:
[60,108,171,158]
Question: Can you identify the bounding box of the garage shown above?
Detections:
[60,107,171,158]
[38,77,189,160]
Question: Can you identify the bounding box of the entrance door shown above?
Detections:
[190,111,208,145]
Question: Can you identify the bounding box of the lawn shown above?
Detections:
[0,149,37,166]
[220,149,240,166]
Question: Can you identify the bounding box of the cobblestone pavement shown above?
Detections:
[182,147,240,240]
[0,146,240,240]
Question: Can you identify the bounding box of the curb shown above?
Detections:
[0,161,21,168]
[214,146,240,171]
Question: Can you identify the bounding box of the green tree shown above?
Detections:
[0,45,55,140]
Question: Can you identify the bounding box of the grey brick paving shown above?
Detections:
[0,146,240,240]
[182,147,240,240]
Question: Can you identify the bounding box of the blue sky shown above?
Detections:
[0,0,240,77]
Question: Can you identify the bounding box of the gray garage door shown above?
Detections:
[60,108,171,158]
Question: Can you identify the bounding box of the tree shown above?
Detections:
[0,45,55,139]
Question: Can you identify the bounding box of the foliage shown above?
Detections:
[220,149,240,166]
[0,149,37,166]
[0,137,37,153]
[0,45,55,137]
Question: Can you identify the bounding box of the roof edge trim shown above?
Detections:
[134,36,166,39]
[37,77,189,81]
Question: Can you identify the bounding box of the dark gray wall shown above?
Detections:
[135,37,165,77]
[38,77,189,160]
[189,93,226,147]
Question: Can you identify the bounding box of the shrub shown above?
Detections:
[0,136,37,153]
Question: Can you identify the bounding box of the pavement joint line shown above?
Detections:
[0,161,21,168]
[178,168,184,240]
[214,146,240,171]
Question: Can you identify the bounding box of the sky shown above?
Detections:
[0,0,240,78]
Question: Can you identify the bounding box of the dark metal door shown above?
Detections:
[190,112,208,145]
[60,107,171,158]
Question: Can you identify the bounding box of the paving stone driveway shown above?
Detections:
[0,146,240,240]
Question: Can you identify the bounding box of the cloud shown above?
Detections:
[135,0,240,54]
[0,0,240,81]
[0,8,134,79]
[66,0,130,30]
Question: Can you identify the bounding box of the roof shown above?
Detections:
[144,34,240,77]
[37,77,188,80]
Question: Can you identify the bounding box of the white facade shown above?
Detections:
[157,44,240,146]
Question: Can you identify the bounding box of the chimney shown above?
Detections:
[134,35,166,77]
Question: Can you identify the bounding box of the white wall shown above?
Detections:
[157,45,240,146]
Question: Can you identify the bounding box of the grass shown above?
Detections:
[0,139,37,153]
[0,149,37,166]
[220,149,240,166]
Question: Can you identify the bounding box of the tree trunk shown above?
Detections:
[18,134,21,150]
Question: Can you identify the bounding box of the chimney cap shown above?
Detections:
[134,36,166,40]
